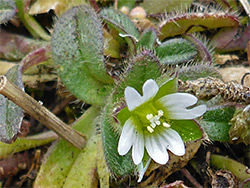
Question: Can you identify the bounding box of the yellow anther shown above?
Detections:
[163,122,171,128]
[147,126,154,133]
[155,120,161,125]
[158,110,164,117]
[146,114,153,120]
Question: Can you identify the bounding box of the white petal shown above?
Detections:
[118,118,135,155]
[145,135,169,164]
[142,79,159,103]
[160,128,185,156]
[167,105,207,119]
[132,132,145,165]
[158,93,198,108]
[125,86,143,111]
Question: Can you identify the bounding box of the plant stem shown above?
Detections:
[16,0,51,41]
[210,154,250,182]
[0,75,86,149]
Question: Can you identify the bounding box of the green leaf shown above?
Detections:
[200,106,235,141]
[34,106,100,188]
[63,134,100,188]
[137,29,157,50]
[52,5,113,105]
[183,34,213,64]
[179,62,221,81]
[0,0,16,24]
[0,65,24,143]
[16,0,51,41]
[96,140,110,188]
[159,11,239,40]
[171,120,203,142]
[0,131,57,159]
[156,38,198,65]
[103,29,121,58]
[101,103,135,177]
[211,154,250,182]
[99,8,140,55]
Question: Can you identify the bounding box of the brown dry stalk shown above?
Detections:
[0,75,86,149]
[178,77,250,103]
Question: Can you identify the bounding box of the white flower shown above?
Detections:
[117,79,206,165]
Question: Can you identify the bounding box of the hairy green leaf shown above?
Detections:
[100,8,140,55]
[101,102,135,177]
[52,5,113,105]
[137,29,157,50]
[156,38,198,65]
[0,0,16,24]
[200,106,235,141]
[159,12,239,40]
[0,65,24,143]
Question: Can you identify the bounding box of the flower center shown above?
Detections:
[145,110,171,133]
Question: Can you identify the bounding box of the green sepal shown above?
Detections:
[101,103,135,177]
[99,8,140,55]
[200,106,235,141]
[156,38,197,65]
[116,106,131,126]
[52,5,113,105]
[171,120,203,142]
[137,29,157,50]
[154,77,178,100]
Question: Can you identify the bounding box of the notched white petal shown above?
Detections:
[125,86,143,111]
[118,118,135,155]
[132,132,145,165]
[168,104,207,119]
[145,135,169,164]
[142,79,159,103]
[158,93,198,108]
[161,128,185,156]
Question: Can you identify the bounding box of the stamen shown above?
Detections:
[147,126,154,133]
[158,110,164,117]
[146,114,153,120]
[151,122,156,128]
[163,122,171,128]
[155,120,161,125]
